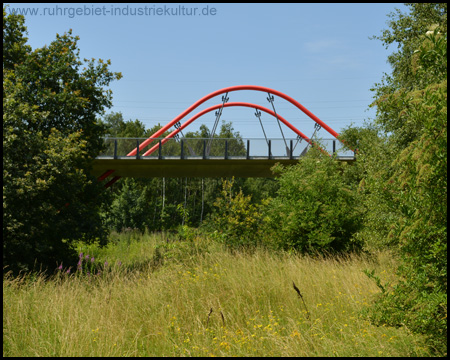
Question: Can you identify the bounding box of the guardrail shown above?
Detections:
[97,137,355,160]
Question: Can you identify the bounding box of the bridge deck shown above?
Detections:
[92,156,355,178]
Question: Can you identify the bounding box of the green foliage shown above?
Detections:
[362,5,447,354]
[371,3,447,149]
[366,81,447,355]
[265,147,363,254]
[3,5,31,69]
[3,89,108,272]
[371,4,446,92]
[3,7,121,274]
[106,178,150,232]
[338,124,401,250]
[241,177,279,204]
[102,112,155,138]
[175,224,197,242]
[207,178,268,250]
[101,115,261,232]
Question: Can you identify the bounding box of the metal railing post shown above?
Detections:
[268,139,271,159]
[158,139,162,159]
[136,139,140,159]
[290,139,293,160]
[225,139,228,160]
[247,139,250,160]
[332,140,336,155]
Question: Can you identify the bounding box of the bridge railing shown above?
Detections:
[97,137,355,160]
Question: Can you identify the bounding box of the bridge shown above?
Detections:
[95,85,354,187]
[92,137,355,178]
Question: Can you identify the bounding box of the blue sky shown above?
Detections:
[6,3,408,140]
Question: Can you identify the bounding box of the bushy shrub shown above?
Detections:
[265,146,363,254]
[359,11,447,352]
[364,80,447,355]
[206,178,268,250]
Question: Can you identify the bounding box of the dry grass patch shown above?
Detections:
[3,234,431,357]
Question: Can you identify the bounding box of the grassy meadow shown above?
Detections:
[3,231,432,357]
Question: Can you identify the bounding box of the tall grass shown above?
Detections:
[3,232,431,357]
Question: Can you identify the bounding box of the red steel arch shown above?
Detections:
[143,102,312,156]
[101,102,324,187]
[100,85,340,186]
[127,85,339,156]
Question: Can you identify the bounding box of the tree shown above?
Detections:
[361,4,447,252]
[338,123,400,250]
[99,113,289,233]
[370,3,447,149]
[3,5,30,69]
[106,178,151,232]
[3,6,122,274]
[102,111,153,138]
[99,114,175,232]
[362,4,447,354]
[206,178,268,250]
[366,78,447,355]
[264,147,363,254]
